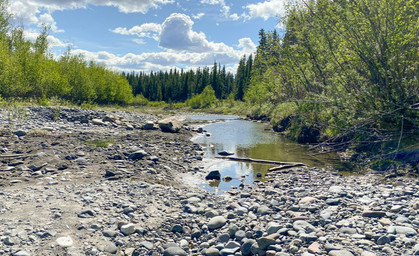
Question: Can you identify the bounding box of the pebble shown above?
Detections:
[208,216,227,229]
[163,246,187,256]
[56,236,73,247]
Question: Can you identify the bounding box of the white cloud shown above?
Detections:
[23,31,72,48]
[193,13,205,19]
[112,23,161,41]
[132,39,146,45]
[38,13,64,33]
[67,33,256,73]
[109,12,256,72]
[200,0,225,5]
[8,1,39,24]
[246,0,287,20]
[159,13,215,52]
[200,0,239,21]
[238,38,257,55]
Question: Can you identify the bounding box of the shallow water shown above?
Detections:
[190,116,341,192]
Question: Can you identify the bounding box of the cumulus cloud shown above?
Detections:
[38,13,64,33]
[245,0,287,20]
[67,33,256,73]
[107,12,257,72]
[112,23,161,41]
[159,13,213,52]
[238,38,257,54]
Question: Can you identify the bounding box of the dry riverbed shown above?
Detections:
[0,107,418,256]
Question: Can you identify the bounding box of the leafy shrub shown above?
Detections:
[187,85,218,109]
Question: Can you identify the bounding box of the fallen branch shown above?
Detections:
[215,156,306,167]
[268,164,306,172]
[0,154,24,159]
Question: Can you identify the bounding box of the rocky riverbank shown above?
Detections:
[0,107,418,256]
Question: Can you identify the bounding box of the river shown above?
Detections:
[189,115,343,192]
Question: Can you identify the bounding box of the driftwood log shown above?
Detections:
[0,154,24,159]
[215,156,306,169]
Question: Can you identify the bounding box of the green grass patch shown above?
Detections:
[83,139,114,148]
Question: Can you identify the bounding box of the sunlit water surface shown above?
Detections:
[189,115,342,192]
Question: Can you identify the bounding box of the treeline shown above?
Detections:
[0,0,133,105]
[125,57,253,103]
[246,0,418,159]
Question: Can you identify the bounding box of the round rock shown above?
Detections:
[208,216,227,230]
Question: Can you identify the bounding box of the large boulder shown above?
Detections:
[158,118,183,133]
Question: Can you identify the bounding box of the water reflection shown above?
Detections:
[191,117,340,192]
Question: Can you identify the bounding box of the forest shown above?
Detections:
[0,0,133,105]
[0,0,417,167]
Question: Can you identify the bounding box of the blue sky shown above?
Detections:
[9,0,287,73]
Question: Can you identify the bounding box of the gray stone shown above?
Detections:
[206,170,221,180]
[360,251,376,256]
[228,224,239,237]
[293,220,316,233]
[328,186,343,193]
[339,227,357,234]
[56,236,73,247]
[141,121,157,130]
[191,228,202,239]
[251,243,264,256]
[220,247,240,256]
[387,225,417,236]
[128,150,148,160]
[257,205,270,215]
[163,246,187,256]
[241,239,256,256]
[266,222,281,234]
[236,206,248,215]
[104,243,118,254]
[14,251,31,256]
[362,210,386,218]
[257,234,280,250]
[325,198,340,205]
[329,250,354,256]
[235,230,246,241]
[3,237,17,245]
[225,241,240,249]
[120,223,135,235]
[376,235,391,245]
[172,224,183,233]
[103,230,117,237]
[13,130,27,137]
[217,233,230,243]
[205,247,220,256]
[139,241,154,250]
[218,151,234,156]
[158,118,182,133]
[92,119,105,125]
[208,216,227,229]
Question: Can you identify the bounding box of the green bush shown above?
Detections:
[187,85,218,109]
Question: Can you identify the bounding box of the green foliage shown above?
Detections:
[0,2,133,106]
[131,94,149,106]
[83,138,114,148]
[244,0,418,157]
[186,85,218,109]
